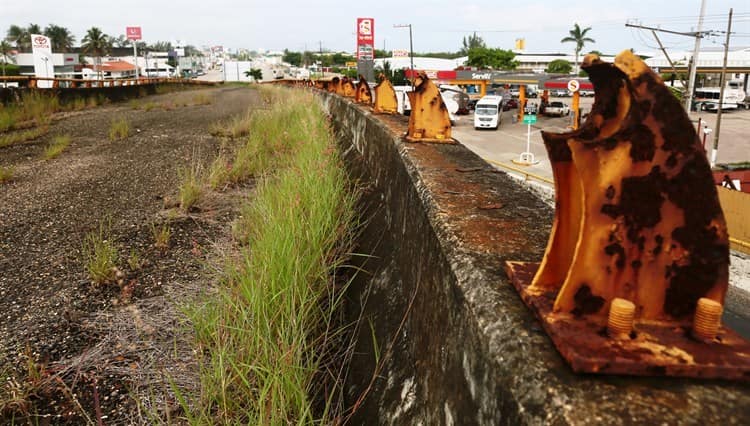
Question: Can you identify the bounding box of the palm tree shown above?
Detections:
[44,24,75,52]
[6,23,41,52]
[81,27,111,80]
[561,23,595,74]
[1,40,14,82]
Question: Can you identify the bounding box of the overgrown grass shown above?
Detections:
[108,117,131,141]
[0,166,15,184]
[82,220,119,285]
[0,126,49,148]
[43,134,72,160]
[187,88,358,423]
[208,109,254,139]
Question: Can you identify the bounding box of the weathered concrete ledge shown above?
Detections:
[319,92,750,425]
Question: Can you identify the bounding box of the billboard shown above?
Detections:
[356,18,375,80]
[356,18,374,60]
[126,26,142,41]
[31,34,53,88]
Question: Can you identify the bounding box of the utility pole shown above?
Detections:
[711,8,733,168]
[686,0,707,111]
[625,8,712,111]
[319,41,324,77]
[393,24,414,90]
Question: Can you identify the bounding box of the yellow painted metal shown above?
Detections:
[571,91,580,130]
[405,72,453,143]
[342,77,357,98]
[355,75,373,105]
[373,74,398,114]
[534,51,729,321]
[518,85,526,122]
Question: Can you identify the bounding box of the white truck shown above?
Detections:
[544,101,570,117]
[473,95,504,130]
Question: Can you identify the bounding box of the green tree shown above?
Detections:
[112,34,131,48]
[244,68,263,81]
[546,59,573,74]
[283,49,302,67]
[44,24,75,52]
[1,40,14,80]
[466,47,519,70]
[6,23,41,52]
[81,27,111,80]
[561,23,595,73]
[150,41,173,52]
[331,52,356,66]
[374,49,390,59]
[459,32,485,55]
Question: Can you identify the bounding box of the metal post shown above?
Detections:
[409,24,414,90]
[711,8,733,168]
[133,42,139,80]
[685,0,707,111]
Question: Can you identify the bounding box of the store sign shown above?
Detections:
[31,34,53,88]
[126,26,142,41]
[392,49,409,58]
[356,18,375,61]
[471,72,492,80]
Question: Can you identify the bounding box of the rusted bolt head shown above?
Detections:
[608,298,635,338]
[693,298,723,341]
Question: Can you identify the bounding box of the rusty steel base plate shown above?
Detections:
[404,136,457,144]
[505,261,750,381]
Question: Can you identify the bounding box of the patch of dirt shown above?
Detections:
[0,86,260,424]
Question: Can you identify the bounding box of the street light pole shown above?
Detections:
[394,23,414,90]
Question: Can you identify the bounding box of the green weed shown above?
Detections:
[43,134,72,160]
[108,117,131,141]
[151,222,171,250]
[0,166,15,184]
[82,220,119,285]
[0,126,49,148]
[178,163,203,211]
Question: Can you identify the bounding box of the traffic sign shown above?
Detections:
[523,114,537,124]
[567,79,580,93]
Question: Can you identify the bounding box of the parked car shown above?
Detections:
[552,89,570,97]
[544,101,570,117]
[502,98,518,111]
[579,89,595,97]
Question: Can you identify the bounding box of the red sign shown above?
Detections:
[126,26,142,41]
[356,18,375,61]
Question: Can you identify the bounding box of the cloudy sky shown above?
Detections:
[2,0,748,55]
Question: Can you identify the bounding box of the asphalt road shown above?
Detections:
[453,97,750,185]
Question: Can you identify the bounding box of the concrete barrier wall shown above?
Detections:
[319,92,750,425]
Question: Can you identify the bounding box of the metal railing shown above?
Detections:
[0,75,217,89]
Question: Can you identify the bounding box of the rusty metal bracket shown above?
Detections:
[505,51,750,380]
[355,75,373,105]
[373,74,398,114]
[405,72,453,143]
[341,77,357,99]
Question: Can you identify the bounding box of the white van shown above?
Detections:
[474,95,504,130]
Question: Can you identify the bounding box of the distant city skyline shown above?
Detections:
[2,0,748,56]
